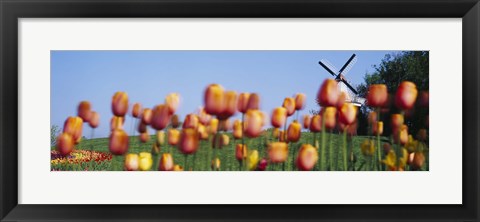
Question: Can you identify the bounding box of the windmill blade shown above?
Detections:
[340,79,358,95]
[339,55,357,76]
[338,54,357,75]
[318,59,338,77]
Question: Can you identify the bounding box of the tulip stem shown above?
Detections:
[329,131,333,171]
[343,127,347,171]
[321,110,326,171]
[184,154,188,171]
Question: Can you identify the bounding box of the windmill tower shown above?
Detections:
[318,54,366,107]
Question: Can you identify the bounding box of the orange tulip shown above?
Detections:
[165,93,180,114]
[198,107,212,125]
[168,129,180,146]
[246,93,260,110]
[204,84,225,115]
[309,114,322,132]
[367,84,388,107]
[141,108,153,125]
[336,92,347,108]
[296,144,318,171]
[183,114,199,129]
[140,132,150,143]
[233,119,243,139]
[197,124,209,140]
[63,116,83,144]
[237,93,251,113]
[287,120,301,142]
[173,165,184,171]
[88,111,100,128]
[317,79,339,107]
[294,93,306,111]
[394,125,409,145]
[179,128,199,154]
[373,121,384,136]
[338,103,357,125]
[132,103,142,118]
[271,107,287,128]
[268,142,288,163]
[368,111,378,124]
[77,101,92,122]
[211,158,221,170]
[112,91,129,117]
[391,114,404,130]
[208,118,219,134]
[56,132,74,156]
[321,107,337,130]
[411,152,426,170]
[109,129,129,155]
[282,97,296,116]
[151,104,171,130]
[124,153,139,171]
[418,91,429,107]
[171,114,180,128]
[110,116,124,131]
[235,144,248,161]
[395,81,418,110]
[302,114,311,129]
[244,110,263,138]
[218,91,237,120]
[137,122,147,133]
[159,153,175,171]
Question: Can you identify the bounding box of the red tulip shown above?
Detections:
[338,103,357,125]
[287,120,301,142]
[137,121,147,133]
[77,101,92,122]
[139,132,150,143]
[271,107,287,128]
[391,114,404,131]
[132,103,142,118]
[56,132,74,156]
[183,114,199,129]
[237,93,251,113]
[336,92,347,108]
[112,92,129,117]
[367,84,388,107]
[165,93,180,114]
[179,128,199,154]
[395,81,418,110]
[88,111,100,128]
[171,114,180,128]
[218,90,237,120]
[418,91,429,107]
[109,129,129,155]
[63,116,83,144]
[159,153,174,171]
[257,158,268,171]
[141,108,153,125]
[204,84,225,115]
[309,114,322,133]
[296,144,318,171]
[302,114,311,129]
[246,93,260,110]
[235,144,248,161]
[151,104,171,130]
[317,79,339,107]
[295,93,306,111]
[282,97,296,116]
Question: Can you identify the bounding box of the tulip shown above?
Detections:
[309,114,322,133]
[171,114,180,128]
[287,120,301,142]
[141,108,153,125]
[367,84,388,107]
[418,91,429,107]
[112,91,129,117]
[417,129,427,141]
[257,158,268,171]
[140,132,150,143]
[88,111,100,128]
[368,111,378,124]
[302,114,311,129]
[138,152,153,171]
[151,142,160,154]
[268,142,288,163]
[279,130,287,142]
[235,144,248,161]
[168,129,180,146]
[109,129,129,155]
[159,153,174,171]
[218,91,237,120]
[179,128,199,154]
[382,150,397,171]
[336,92,347,108]
[124,153,139,171]
[222,134,230,146]
[296,144,318,171]
[197,124,209,140]
[294,93,306,111]
[282,97,296,116]
[244,110,263,138]
[321,107,337,130]
[211,158,221,170]
[173,165,184,171]
[361,139,375,156]
[233,119,243,139]
[272,128,280,139]
[317,79,339,107]
[198,107,212,125]
[237,93,251,113]
[77,101,92,122]
[411,152,425,170]
[165,93,180,114]
[219,119,232,131]
[151,104,171,130]
[111,116,124,131]
[391,114,404,131]
[132,103,142,118]
[271,107,287,128]
[394,125,409,145]
[373,121,383,136]
[183,114,199,129]
[395,81,418,110]
[204,84,225,115]
[212,133,224,149]
[338,103,357,125]
[56,132,74,156]
[208,119,218,134]
[137,122,147,133]
[247,150,259,170]
[63,116,83,144]
[246,93,260,110]
[383,143,392,155]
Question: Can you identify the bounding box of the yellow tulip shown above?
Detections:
[361,139,375,156]
[168,129,180,146]
[165,93,180,114]
[156,131,165,145]
[208,118,219,134]
[124,153,139,171]
[233,119,243,139]
[138,152,153,171]
[211,158,221,170]
[247,150,260,170]
[373,121,383,136]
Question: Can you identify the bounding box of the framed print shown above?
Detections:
[1,0,479,221]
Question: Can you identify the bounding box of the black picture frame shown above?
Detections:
[1,0,479,221]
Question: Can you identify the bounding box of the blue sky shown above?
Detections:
[51,50,398,138]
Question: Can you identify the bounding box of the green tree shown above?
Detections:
[51,125,60,147]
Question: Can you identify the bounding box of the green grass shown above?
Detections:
[52,128,420,171]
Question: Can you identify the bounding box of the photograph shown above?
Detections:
[50,50,429,171]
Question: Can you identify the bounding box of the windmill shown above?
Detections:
[318,54,365,107]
